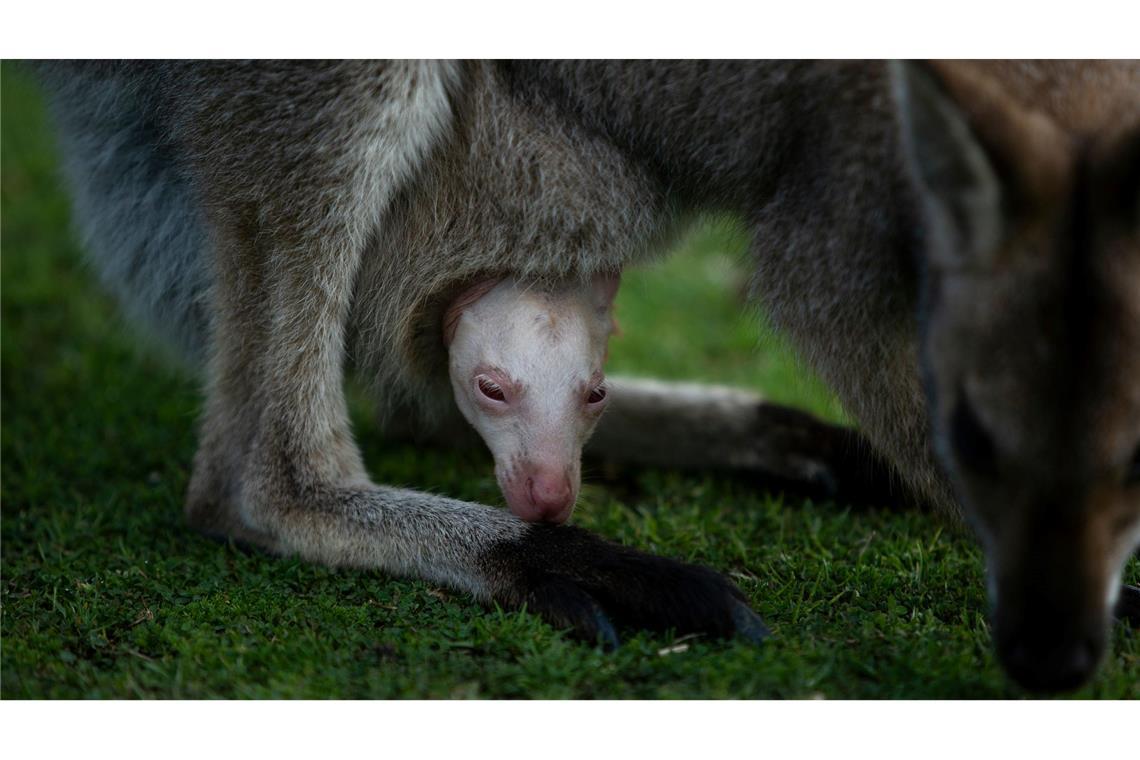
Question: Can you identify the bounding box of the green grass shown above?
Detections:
[2,62,1136,699]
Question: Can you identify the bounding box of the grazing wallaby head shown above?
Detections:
[896,60,1140,691]
[444,274,620,524]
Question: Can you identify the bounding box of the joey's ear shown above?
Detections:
[892,61,1067,269]
[590,272,621,314]
[442,278,499,347]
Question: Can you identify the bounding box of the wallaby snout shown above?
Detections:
[513,466,576,524]
[994,610,1105,693]
[990,544,1114,692]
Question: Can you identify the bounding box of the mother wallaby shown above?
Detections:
[40,60,1140,692]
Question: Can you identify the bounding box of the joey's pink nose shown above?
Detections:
[524,472,574,523]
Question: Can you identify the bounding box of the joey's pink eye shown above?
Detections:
[478,377,506,402]
[587,385,607,404]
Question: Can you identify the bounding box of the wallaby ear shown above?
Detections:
[590,271,622,338]
[892,60,1007,269]
[894,61,1074,269]
[590,271,621,314]
[442,278,499,347]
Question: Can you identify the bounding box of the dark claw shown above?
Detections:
[521,575,621,649]
[730,599,771,644]
[591,608,620,651]
[485,523,767,647]
[807,466,840,500]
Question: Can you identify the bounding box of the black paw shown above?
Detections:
[1114,584,1140,627]
[482,524,769,647]
[750,403,931,511]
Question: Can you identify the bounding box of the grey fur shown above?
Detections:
[39,60,772,647]
[40,64,211,360]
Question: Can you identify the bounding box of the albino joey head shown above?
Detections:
[444,274,620,524]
